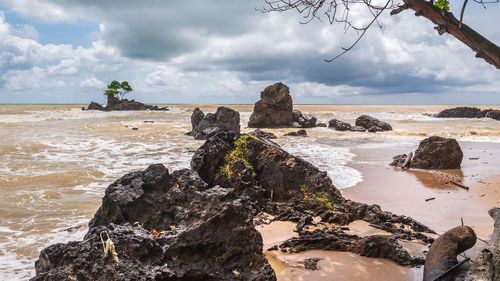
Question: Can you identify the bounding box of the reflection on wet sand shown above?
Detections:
[402,168,465,190]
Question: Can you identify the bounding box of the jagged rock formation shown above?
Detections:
[32,165,275,281]
[355,115,392,131]
[390,136,463,169]
[328,119,352,131]
[187,107,240,140]
[292,110,318,128]
[250,129,277,140]
[283,129,307,137]
[248,83,293,128]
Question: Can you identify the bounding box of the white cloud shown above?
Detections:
[79,77,105,88]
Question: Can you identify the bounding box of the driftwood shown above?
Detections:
[402,152,413,170]
[450,181,470,190]
[425,197,436,202]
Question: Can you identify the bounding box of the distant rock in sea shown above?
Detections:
[83,95,169,111]
[187,106,240,140]
[436,106,500,121]
[355,115,392,131]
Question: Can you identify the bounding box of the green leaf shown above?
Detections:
[434,0,450,12]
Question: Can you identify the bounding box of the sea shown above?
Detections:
[1,104,499,280]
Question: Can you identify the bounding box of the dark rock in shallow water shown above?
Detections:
[284,129,307,137]
[351,126,366,132]
[328,119,352,131]
[412,136,463,169]
[32,164,276,281]
[86,101,104,110]
[355,115,392,131]
[297,114,317,128]
[304,258,322,270]
[436,107,483,118]
[189,106,240,140]
[248,83,293,128]
[316,122,327,127]
[423,226,476,281]
[485,110,500,121]
[250,128,278,140]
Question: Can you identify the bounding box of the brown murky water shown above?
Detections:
[1,104,499,280]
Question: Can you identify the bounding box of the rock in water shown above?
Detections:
[191,107,205,130]
[328,118,352,131]
[32,165,276,281]
[355,115,392,131]
[423,226,476,281]
[436,107,483,118]
[250,129,278,140]
[248,83,293,128]
[485,110,500,121]
[283,129,307,137]
[190,106,240,140]
[86,102,104,110]
[464,208,500,281]
[411,136,463,169]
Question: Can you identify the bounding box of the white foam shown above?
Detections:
[280,139,362,189]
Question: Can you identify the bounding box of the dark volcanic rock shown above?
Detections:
[436,107,483,118]
[316,122,327,127]
[251,129,278,140]
[411,136,463,169]
[248,83,293,128]
[423,226,476,281]
[355,115,392,131]
[368,126,383,133]
[485,110,500,121]
[328,119,352,131]
[284,129,307,137]
[304,258,322,270]
[292,110,302,123]
[297,114,317,128]
[86,101,104,110]
[32,164,276,281]
[190,107,205,130]
[189,106,240,140]
[102,95,169,111]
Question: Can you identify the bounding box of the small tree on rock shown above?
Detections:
[104,80,133,100]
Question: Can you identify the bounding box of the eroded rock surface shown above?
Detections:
[248,83,293,128]
[85,95,169,111]
[412,136,463,169]
[32,165,275,281]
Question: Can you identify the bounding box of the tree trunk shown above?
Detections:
[393,0,500,69]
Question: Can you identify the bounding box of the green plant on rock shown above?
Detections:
[300,184,334,210]
[216,134,259,180]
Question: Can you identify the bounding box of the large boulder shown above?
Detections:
[297,114,317,128]
[248,83,293,128]
[189,106,240,140]
[85,95,169,111]
[423,226,476,281]
[411,136,463,169]
[32,165,276,281]
[355,115,392,131]
[86,101,104,111]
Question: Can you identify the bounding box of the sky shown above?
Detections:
[0,0,499,105]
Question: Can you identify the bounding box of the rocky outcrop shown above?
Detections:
[191,107,205,130]
[328,119,352,131]
[84,95,169,111]
[32,165,276,281]
[390,136,463,169]
[283,129,307,137]
[248,83,293,128]
[292,110,317,128]
[355,115,392,131]
[436,107,500,121]
[464,208,500,281]
[423,226,477,281]
[412,136,463,169]
[188,106,240,140]
[485,110,500,121]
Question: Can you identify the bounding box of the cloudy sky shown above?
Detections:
[0,0,498,104]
